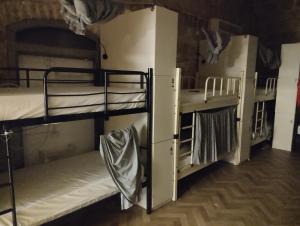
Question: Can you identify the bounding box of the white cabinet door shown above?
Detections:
[273,112,295,151]
[273,43,300,152]
[276,78,298,114]
[152,75,175,143]
[152,140,174,208]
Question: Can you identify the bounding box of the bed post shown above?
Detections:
[94,118,104,150]
[0,126,17,226]
[146,68,153,214]
[94,69,104,151]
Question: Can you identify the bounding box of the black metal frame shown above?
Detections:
[0,66,153,225]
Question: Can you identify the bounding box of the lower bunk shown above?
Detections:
[173,106,239,200]
[0,151,118,226]
[252,101,275,146]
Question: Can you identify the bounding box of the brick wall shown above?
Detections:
[0,0,250,79]
[252,0,300,44]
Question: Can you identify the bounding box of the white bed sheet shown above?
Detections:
[0,152,118,226]
[181,89,238,104]
[0,86,146,121]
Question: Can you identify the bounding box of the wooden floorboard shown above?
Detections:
[48,145,300,226]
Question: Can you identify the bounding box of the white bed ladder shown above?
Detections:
[254,101,265,138]
[0,129,17,226]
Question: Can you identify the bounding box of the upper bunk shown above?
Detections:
[0,67,153,128]
[254,73,277,102]
[176,69,241,114]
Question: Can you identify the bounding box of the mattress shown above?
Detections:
[0,151,118,226]
[178,145,192,170]
[0,86,146,121]
[255,88,276,101]
[180,89,238,104]
[179,89,240,116]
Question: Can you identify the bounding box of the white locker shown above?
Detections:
[100,6,178,209]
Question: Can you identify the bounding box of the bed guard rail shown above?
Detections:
[0,67,151,120]
[265,78,277,95]
[43,67,150,120]
[204,76,241,102]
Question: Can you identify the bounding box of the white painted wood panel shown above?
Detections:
[237,36,257,163]
[273,112,295,151]
[273,43,300,151]
[155,7,178,76]
[152,140,173,209]
[275,78,298,114]
[100,8,156,72]
[153,75,175,143]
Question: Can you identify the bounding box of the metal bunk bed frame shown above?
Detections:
[0,66,153,226]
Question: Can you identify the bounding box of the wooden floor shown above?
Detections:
[48,145,300,226]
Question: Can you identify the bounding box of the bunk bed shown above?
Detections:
[173,69,241,200]
[252,74,277,146]
[0,67,153,226]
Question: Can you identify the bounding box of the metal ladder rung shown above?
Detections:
[179,151,192,158]
[181,125,193,130]
[0,183,11,188]
[0,208,13,216]
[180,138,192,144]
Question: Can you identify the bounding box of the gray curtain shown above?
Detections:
[99,125,142,209]
[60,0,125,35]
[192,107,237,165]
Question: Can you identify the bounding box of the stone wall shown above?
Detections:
[252,0,300,44]
[0,0,251,79]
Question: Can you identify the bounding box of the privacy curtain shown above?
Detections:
[99,125,142,209]
[192,107,237,165]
